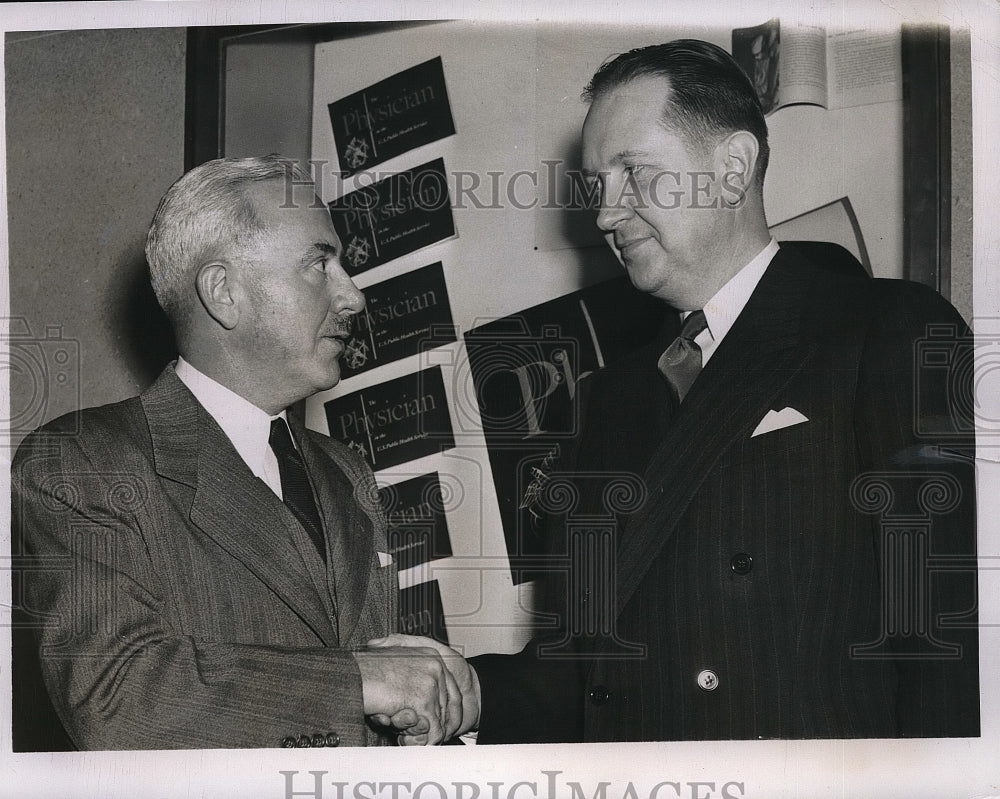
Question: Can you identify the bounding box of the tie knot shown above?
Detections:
[657,310,707,405]
[269,417,295,454]
[680,310,708,342]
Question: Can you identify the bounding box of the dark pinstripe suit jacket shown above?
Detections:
[474,246,979,742]
[12,366,398,749]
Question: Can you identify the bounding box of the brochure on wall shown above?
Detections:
[340,261,455,378]
[464,277,661,583]
[379,471,454,572]
[324,365,455,471]
[732,19,901,114]
[399,580,449,645]
[328,158,456,276]
[328,56,456,177]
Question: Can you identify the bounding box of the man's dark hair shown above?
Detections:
[583,39,770,189]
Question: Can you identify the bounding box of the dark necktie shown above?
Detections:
[269,418,326,563]
[657,310,708,404]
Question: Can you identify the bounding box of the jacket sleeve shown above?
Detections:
[470,643,584,744]
[13,427,383,750]
[853,281,980,737]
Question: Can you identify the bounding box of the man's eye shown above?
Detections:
[312,258,329,273]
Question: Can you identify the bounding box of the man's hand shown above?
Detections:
[366,634,480,745]
[352,642,462,745]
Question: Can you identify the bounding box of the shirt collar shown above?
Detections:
[695,237,779,343]
[175,356,285,476]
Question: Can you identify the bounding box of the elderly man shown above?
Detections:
[12,155,471,749]
[394,38,979,743]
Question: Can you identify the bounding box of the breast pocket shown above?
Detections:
[716,410,836,472]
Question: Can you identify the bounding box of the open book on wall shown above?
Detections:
[732,18,902,114]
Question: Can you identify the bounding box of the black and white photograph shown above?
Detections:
[2,1,998,798]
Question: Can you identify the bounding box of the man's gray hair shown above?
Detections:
[145,155,315,324]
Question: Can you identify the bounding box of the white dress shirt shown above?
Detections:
[684,237,779,365]
[174,356,285,499]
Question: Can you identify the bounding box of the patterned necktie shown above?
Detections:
[657,310,708,404]
[269,418,326,563]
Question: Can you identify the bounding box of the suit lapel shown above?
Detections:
[141,367,338,645]
[290,413,377,645]
[614,251,820,612]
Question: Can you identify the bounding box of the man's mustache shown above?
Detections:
[328,314,356,338]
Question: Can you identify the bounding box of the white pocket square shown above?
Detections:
[751,407,809,438]
[376,551,394,568]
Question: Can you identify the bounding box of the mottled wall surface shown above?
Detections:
[6,27,186,447]
[951,28,973,326]
[225,35,314,162]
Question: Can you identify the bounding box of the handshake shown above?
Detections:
[353,633,481,745]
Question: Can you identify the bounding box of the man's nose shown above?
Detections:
[330,270,366,314]
[595,176,634,232]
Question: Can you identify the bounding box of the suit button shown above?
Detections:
[312,733,327,748]
[730,552,752,574]
[296,734,312,747]
[696,669,719,691]
[589,685,610,704]
[280,736,297,748]
[325,732,341,747]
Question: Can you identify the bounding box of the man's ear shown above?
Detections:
[718,130,760,202]
[195,262,239,330]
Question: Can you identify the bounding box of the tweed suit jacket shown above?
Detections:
[12,365,398,750]
[474,246,979,742]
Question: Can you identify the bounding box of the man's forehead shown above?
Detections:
[584,76,672,131]
[582,77,676,161]
[246,177,320,210]
[594,74,673,109]
[243,179,330,231]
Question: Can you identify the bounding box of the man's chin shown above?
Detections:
[320,368,342,392]
[313,341,346,391]
[623,262,658,293]
[624,267,676,307]
[311,361,343,394]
